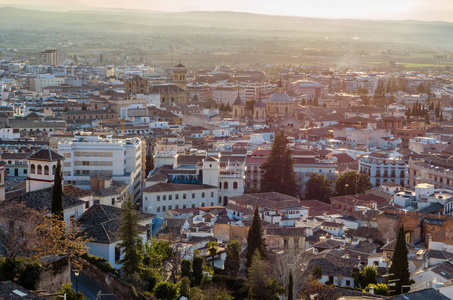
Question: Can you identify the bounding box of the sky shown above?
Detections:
[73,0,453,21]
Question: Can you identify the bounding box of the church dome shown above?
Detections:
[269,93,292,102]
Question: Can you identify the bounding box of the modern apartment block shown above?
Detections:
[57,135,143,201]
[36,49,58,66]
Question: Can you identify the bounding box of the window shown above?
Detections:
[162,206,166,211]
[192,193,195,199]
[156,206,161,212]
[192,204,195,208]
[346,280,351,286]
[201,203,205,207]
[201,192,205,198]
[175,205,179,209]
[175,194,179,200]
[157,195,160,201]
[37,165,42,174]
[44,165,49,175]
[233,182,238,189]
[163,195,166,201]
[183,204,186,208]
[115,247,121,262]
[168,205,172,210]
[183,194,186,199]
[31,164,35,174]
[224,182,228,189]
[169,195,172,200]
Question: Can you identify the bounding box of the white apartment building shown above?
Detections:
[30,74,65,92]
[142,183,218,217]
[212,87,246,105]
[409,137,448,154]
[359,152,407,187]
[238,82,273,100]
[57,135,143,201]
[346,127,392,148]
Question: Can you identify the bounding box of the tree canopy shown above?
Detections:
[246,208,266,269]
[388,225,413,295]
[224,240,242,277]
[305,173,332,202]
[335,171,372,196]
[261,131,299,196]
[117,198,143,282]
[51,160,64,221]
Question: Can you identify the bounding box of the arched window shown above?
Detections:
[44,165,49,175]
[223,196,228,206]
[31,164,35,174]
[233,182,238,189]
[224,182,228,189]
[37,165,42,174]
[219,182,222,189]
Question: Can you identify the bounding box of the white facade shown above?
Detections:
[142,184,219,217]
[346,127,392,148]
[30,74,65,91]
[212,87,246,105]
[359,153,407,187]
[0,127,19,140]
[57,136,142,201]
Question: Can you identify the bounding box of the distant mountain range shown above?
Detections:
[0,6,452,47]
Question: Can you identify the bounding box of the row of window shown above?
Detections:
[220,182,239,189]
[155,202,215,212]
[153,191,215,201]
[30,164,55,175]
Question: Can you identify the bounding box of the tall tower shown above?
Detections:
[173,63,187,91]
[26,148,65,192]
[253,94,266,123]
[201,156,219,187]
[232,93,245,120]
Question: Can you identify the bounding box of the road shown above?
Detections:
[71,271,118,300]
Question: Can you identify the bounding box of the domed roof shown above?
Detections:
[269,93,292,102]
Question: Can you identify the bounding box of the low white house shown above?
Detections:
[77,204,155,269]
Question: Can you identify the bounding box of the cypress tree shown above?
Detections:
[261,131,298,197]
[117,197,143,282]
[288,270,294,300]
[246,207,266,269]
[51,160,64,221]
[388,225,412,295]
[192,256,203,286]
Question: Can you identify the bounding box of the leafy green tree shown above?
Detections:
[335,171,372,196]
[246,208,266,269]
[192,256,204,286]
[388,225,413,295]
[352,265,378,289]
[181,259,192,279]
[288,270,294,300]
[363,283,388,296]
[312,265,323,280]
[305,173,332,202]
[248,250,282,300]
[261,131,299,196]
[55,283,84,300]
[179,276,191,298]
[207,241,219,267]
[117,198,143,282]
[154,281,179,300]
[224,240,242,277]
[51,160,64,221]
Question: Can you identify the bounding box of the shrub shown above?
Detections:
[81,253,118,276]
[153,281,179,300]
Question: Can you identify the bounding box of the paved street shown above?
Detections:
[71,271,117,300]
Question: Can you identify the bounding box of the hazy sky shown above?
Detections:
[75,0,453,21]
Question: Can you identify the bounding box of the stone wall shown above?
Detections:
[38,255,71,294]
[82,262,134,300]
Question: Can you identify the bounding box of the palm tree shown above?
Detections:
[207,241,219,267]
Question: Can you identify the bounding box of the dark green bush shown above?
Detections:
[81,253,119,276]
